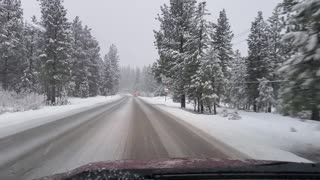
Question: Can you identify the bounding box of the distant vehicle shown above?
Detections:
[39,158,320,180]
[133,92,140,97]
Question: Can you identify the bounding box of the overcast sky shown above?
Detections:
[21,0,281,67]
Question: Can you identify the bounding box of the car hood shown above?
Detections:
[38,158,275,179]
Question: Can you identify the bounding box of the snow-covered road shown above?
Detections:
[140,96,320,163]
[0,96,245,180]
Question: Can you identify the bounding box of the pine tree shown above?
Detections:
[211,9,234,102]
[279,0,320,120]
[79,76,89,98]
[21,16,42,92]
[0,0,24,91]
[191,47,222,114]
[70,16,85,97]
[119,66,131,92]
[101,54,113,96]
[256,78,275,112]
[69,18,102,97]
[187,1,210,111]
[229,50,248,109]
[82,26,101,97]
[154,0,198,108]
[246,12,270,112]
[106,44,120,95]
[39,0,72,105]
[142,65,158,94]
[266,7,286,99]
[278,0,300,33]
[277,0,300,61]
[134,68,141,92]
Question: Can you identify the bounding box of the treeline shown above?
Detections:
[153,0,320,120]
[119,65,159,95]
[0,0,120,105]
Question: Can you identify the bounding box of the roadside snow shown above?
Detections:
[140,96,320,163]
[0,96,122,138]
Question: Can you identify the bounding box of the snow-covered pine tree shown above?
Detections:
[266,7,286,100]
[278,0,300,33]
[70,19,102,97]
[142,65,158,95]
[194,2,209,58]
[187,1,210,111]
[0,0,24,91]
[229,50,248,109]
[139,66,148,93]
[246,11,270,112]
[211,9,234,103]
[279,0,320,120]
[70,16,86,97]
[79,76,89,98]
[119,66,131,92]
[39,0,72,105]
[277,0,300,61]
[105,44,120,95]
[82,26,101,97]
[95,56,104,95]
[101,54,113,96]
[154,0,198,108]
[256,77,275,112]
[191,47,223,114]
[21,16,42,92]
[133,67,141,92]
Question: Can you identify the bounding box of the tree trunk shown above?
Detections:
[254,103,257,112]
[181,94,186,108]
[46,86,50,105]
[201,102,204,114]
[213,103,217,115]
[268,105,272,113]
[197,98,200,112]
[51,86,56,105]
[311,106,320,121]
[50,81,56,105]
[197,95,201,112]
[2,58,8,90]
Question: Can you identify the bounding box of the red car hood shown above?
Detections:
[39,158,273,180]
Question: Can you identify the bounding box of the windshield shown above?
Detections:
[0,0,319,179]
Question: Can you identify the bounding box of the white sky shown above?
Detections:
[21,0,281,67]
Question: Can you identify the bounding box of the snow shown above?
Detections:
[317,69,320,77]
[307,34,318,51]
[0,95,122,138]
[28,20,46,32]
[140,96,320,163]
[315,8,320,17]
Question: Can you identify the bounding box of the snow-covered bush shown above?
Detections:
[56,88,69,105]
[0,88,44,114]
[228,111,242,120]
[221,109,229,117]
[202,94,218,114]
[297,111,311,120]
[256,78,275,113]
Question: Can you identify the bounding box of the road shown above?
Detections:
[0,96,245,180]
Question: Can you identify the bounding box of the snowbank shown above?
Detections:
[140,96,320,163]
[0,95,122,137]
[0,90,44,114]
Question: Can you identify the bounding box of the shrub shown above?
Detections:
[0,88,44,114]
